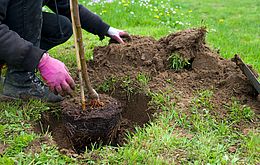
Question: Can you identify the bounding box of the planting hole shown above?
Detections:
[122,93,151,125]
[34,92,151,154]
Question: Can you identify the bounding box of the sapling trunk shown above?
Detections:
[70,0,100,110]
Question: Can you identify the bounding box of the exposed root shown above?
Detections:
[89,99,105,109]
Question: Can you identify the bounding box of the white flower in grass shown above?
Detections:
[223,154,229,161]
[175,21,184,25]
[92,0,100,3]
[186,22,191,26]
[210,28,217,32]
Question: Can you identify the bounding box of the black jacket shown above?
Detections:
[0,0,110,71]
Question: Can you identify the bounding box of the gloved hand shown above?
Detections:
[107,27,130,44]
[38,53,75,96]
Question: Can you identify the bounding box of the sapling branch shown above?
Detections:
[70,0,102,109]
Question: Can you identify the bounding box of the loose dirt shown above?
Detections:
[24,135,55,154]
[36,92,151,153]
[91,28,259,117]
[0,143,8,155]
[37,28,259,154]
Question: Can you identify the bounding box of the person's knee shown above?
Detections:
[41,13,73,50]
[60,16,73,41]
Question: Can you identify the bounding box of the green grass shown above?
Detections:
[225,99,255,124]
[96,76,117,93]
[0,0,259,164]
[0,100,78,164]
[84,0,260,72]
[136,72,150,89]
[168,53,191,71]
[81,90,258,164]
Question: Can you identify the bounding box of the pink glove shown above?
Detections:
[38,53,75,96]
[107,27,130,44]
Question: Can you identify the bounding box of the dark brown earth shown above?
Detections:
[0,143,8,155]
[91,28,260,117]
[37,28,259,154]
[61,94,122,152]
[24,135,55,154]
[36,92,151,153]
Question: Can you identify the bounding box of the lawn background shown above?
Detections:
[0,0,259,164]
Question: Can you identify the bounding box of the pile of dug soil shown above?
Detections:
[91,28,260,117]
[38,28,259,154]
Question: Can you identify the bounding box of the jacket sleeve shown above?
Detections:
[45,0,110,40]
[0,0,45,71]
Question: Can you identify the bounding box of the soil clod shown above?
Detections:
[36,92,151,153]
[91,28,259,116]
[35,28,259,155]
[61,94,122,152]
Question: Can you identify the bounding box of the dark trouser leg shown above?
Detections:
[40,12,73,51]
[4,0,42,47]
[3,71,62,102]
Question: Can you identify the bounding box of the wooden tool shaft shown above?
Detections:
[70,0,99,104]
